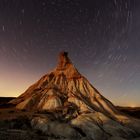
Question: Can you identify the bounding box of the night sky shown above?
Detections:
[0,0,140,107]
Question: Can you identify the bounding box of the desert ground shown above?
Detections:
[0,97,140,140]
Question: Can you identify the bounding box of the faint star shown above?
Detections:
[2,25,5,31]
[21,9,25,14]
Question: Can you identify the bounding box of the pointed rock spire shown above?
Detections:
[55,52,81,79]
[57,52,71,69]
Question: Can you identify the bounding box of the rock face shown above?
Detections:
[10,52,122,119]
[9,52,140,140]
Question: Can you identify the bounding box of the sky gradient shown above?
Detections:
[0,0,140,107]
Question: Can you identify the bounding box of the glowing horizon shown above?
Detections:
[0,65,140,107]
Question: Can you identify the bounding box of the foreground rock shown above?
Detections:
[30,113,139,140]
[31,117,81,139]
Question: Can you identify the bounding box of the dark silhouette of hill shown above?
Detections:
[0,97,16,108]
[117,106,140,119]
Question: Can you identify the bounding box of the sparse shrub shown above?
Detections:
[9,116,31,129]
[34,129,43,135]
[21,109,26,112]
[8,110,15,113]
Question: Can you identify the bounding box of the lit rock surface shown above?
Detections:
[9,52,140,140]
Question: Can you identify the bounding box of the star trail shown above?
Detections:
[0,0,140,106]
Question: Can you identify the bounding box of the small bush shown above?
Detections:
[21,109,26,112]
[8,110,15,113]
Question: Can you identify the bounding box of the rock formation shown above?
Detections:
[9,52,140,140]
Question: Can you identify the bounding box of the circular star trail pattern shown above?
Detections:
[0,0,140,106]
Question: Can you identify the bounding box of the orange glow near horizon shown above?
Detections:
[0,63,140,107]
[129,104,137,108]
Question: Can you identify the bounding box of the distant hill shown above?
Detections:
[0,97,16,108]
[117,106,140,119]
